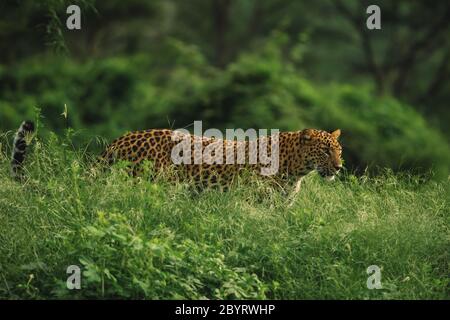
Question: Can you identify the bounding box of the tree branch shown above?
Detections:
[212,0,232,68]
[393,6,450,96]
[417,49,450,105]
[333,0,385,93]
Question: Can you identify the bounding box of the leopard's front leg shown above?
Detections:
[286,177,304,207]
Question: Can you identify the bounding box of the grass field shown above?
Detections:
[0,136,448,299]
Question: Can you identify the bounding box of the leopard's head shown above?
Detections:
[300,128,343,180]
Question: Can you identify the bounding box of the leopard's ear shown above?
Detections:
[331,129,341,139]
[300,129,315,144]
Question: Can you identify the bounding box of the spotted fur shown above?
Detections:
[99,128,343,192]
[10,119,343,193]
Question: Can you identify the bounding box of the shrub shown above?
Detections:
[0,36,448,178]
[0,139,448,299]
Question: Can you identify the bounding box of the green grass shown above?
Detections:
[0,136,448,299]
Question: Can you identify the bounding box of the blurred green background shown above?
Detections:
[0,0,449,178]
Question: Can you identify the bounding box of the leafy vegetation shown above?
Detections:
[2,0,449,132]
[1,37,449,178]
[0,136,448,299]
[0,0,449,300]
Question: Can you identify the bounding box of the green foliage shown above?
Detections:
[1,1,448,301]
[1,36,448,178]
[315,85,450,178]
[57,212,267,299]
[2,0,449,133]
[0,139,448,299]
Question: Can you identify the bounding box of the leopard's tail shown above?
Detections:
[11,120,35,179]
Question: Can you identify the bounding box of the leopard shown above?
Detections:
[97,126,343,195]
[10,120,343,197]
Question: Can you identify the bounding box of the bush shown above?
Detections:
[54,211,267,299]
[0,36,449,178]
[0,139,448,299]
